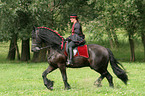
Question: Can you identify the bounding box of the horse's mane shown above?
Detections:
[37,27,64,50]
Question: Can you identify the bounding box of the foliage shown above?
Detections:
[0,1,16,41]
[85,0,145,60]
[85,19,105,42]
[0,0,33,41]
[85,0,145,41]
[1,0,145,40]
[86,0,121,44]
[0,0,95,41]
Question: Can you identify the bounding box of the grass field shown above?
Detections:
[0,61,145,96]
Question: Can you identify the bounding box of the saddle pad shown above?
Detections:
[75,45,89,58]
[64,43,89,58]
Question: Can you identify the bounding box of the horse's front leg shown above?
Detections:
[42,65,56,90]
[58,64,71,90]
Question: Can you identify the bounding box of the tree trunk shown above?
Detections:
[129,34,135,62]
[20,39,30,61]
[32,43,47,62]
[112,29,119,48]
[106,28,114,48]
[109,38,114,49]
[141,32,145,61]
[32,52,40,62]
[16,43,20,60]
[7,34,18,60]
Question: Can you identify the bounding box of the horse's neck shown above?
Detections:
[48,45,65,55]
[48,48,65,59]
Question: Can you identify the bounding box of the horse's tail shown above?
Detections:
[107,48,128,85]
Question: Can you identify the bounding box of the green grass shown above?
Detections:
[0,62,145,96]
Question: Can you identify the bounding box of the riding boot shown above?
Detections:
[67,47,73,65]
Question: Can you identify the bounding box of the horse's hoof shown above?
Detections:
[49,87,53,90]
[94,81,102,87]
[65,86,71,90]
[45,81,54,90]
[97,84,102,87]
[109,85,114,88]
[45,85,53,90]
[65,87,71,90]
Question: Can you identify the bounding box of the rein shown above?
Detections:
[32,43,50,51]
[40,45,50,50]
[48,52,54,60]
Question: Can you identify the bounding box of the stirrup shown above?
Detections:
[67,60,73,65]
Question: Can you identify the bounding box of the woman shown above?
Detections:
[66,14,85,65]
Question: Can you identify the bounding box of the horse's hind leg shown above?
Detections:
[93,68,114,87]
[91,67,105,87]
[94,75,104,87]
[94,71,114,87]
[104,71,114,87]
[42,65,56,90]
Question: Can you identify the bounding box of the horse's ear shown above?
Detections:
[33,26,35,30]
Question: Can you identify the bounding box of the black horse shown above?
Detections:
[31,26,128,90]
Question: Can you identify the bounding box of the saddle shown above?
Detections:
[62,42,89,58]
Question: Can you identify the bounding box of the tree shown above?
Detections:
[135,0,145,61]
[86,0,145,61]
[7,33,20,60]
[120,0,142,61]
[1,0,33,61]
[0,1,20,60]
[86,0,120,48]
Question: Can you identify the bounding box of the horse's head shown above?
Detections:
[31,26,42,52]
[31,26,65,52]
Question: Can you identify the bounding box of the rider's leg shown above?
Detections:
[67,41,75,65]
